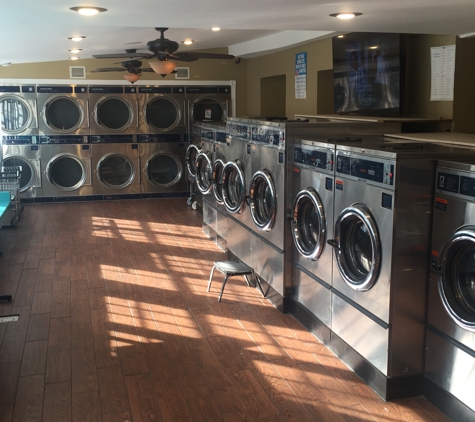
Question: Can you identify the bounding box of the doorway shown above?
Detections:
[260,75,286,117]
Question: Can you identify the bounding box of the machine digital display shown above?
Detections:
[351,158,385,183]
[294,147,332,170]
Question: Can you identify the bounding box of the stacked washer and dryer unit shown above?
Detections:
[0,84,42,200]
[425,159,475,421]
[37,85,92,200]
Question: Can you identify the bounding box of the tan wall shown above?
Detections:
[0,48,249,117]
[453,37,475,134]
[245,38,333,117]
[404,34,456,119]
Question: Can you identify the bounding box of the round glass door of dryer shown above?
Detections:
[0,96,34,134]
[46,154,87,191]
[195,152,213,194]
[94,96,134,131]
[145,152,182,187]
[438,227,475,332]
[185,144,201,179]
[2,156,35,192]
[190,97,225,122]
[43,96,85,133]
[292,188,326,260]
[97,153,135,189]
[212,158,226,204]
[144,97,181,131]
[249,170,276,232]
[333,203,381,291]
[222,160,245,214]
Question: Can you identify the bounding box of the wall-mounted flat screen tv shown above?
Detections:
[333,32,403,116]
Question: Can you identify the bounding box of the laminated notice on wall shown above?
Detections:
[430,45,456,101]
[295,52,307,99]
[205,109,212,119]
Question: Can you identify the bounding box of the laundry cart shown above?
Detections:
[0,166,23,226]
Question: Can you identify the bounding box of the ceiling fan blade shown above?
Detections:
[93,53,149,59]
[140,68,155,72]
[165,53,199,62]
[174,52,235,60]
[91,68,126,72]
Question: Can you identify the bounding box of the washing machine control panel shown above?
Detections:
[336,152,395,189]
[2,135,39,145]
[227,123,252,140]
[436,167,475,199]
[251,126,285,148]
[39,135,89,144]
[294,146,334,171]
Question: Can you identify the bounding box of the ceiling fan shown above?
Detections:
[90,57,163,83]
[93,27,235,66]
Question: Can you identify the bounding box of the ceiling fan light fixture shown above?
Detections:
[69,36,86,41]
[148,60,177,76]
[124,73,142,84]
[70,6,107,16]
[330,12,362,19]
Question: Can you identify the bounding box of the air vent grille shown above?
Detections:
[175,67,190,79]
[70,66,86,79]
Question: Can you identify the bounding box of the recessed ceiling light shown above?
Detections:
[69,49,82,53]
[70,6,107,16]
[68,36,86,42]
[182,40,194,45]
[2,62,12,67]
[337,35,344,38]
[330,13,362,19]
[211,27,221,32]
[70,57,80,60]
[369,46,378,49]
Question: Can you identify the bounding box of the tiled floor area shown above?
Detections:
[0,199,452,422]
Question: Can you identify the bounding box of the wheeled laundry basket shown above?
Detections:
[0,166,23,226]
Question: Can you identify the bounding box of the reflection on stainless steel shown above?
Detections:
[1,96,32,134]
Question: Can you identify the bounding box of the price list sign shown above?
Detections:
[295,52,307,99]
[430,45,456,101]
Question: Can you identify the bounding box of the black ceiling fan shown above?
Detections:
[90,58,155,75]
[92,27,235,62]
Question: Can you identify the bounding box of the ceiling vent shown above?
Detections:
[70,66,86,79]
[175,67,190,79]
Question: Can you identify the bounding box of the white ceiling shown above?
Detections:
[1,0,475,65]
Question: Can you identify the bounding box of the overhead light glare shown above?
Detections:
[2,62,12,67]
[369,46,378,49]
[69,49,82,53]
[124,73,141,84]
[330,13,362,19]
[459,31,475,38]
[337,35,344,38]
[70,6,107,16]
[70,57,80,60]
[182,40,194,45]
[69,36,86,42]
[212,27,221,32]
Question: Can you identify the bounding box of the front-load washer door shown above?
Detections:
[190,97,226,123]
[437,227,475,332]
[144,96,181,131]
[212,158,226,204]
[94,97,134,132]
[185,144,201,180]
[96,153,135,189]
[43,96,86,133]
[0,96,37,134]
[46,153,90,191]
[3,155,41,192]
[249,169,276,232]
[330,203,381,291]
[292,188,326,260]
[145,152,183,188]
[195,152,213,194]
[222,160,245,214]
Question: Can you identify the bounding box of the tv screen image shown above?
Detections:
[332,33,401,116]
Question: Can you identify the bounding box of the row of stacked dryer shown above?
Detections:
[290,134,475,414]
[0,83,231,200]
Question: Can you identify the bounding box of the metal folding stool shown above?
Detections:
[207,260,265,302]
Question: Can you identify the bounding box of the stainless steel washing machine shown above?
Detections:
[139,133,187,198]
[0,84,38,136]
[2,135,42,200]
[327,139,475,400]
[185,124,202,208]
[186,86,231,133]
[40,134,92,200]
[89,86,139,135]
[290,140,335,343]
[195,123,219,203]
[37,85,89,136]
[91,134,141,198]
[138,86,186,134]
[425,159,475,422]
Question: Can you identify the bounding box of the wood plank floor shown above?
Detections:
[0,199,452,422]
